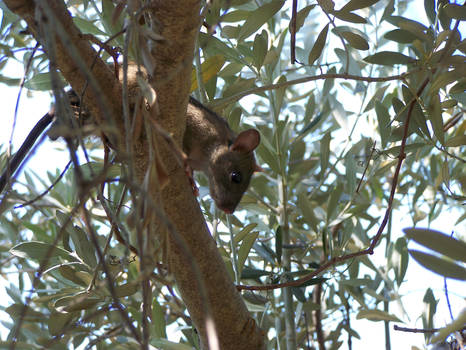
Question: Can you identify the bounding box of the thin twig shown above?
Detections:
[393,325,440,333]
[356,140,376,193]
[14,160,72,209]
[210,70,417,108]
[314,282,326,350]
[290,0,298,64]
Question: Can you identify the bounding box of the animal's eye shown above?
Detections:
[230,171,242,184]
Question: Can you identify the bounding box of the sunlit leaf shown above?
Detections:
[333,10,367,24]
[356,309,402,322]
[364,51,416,65]
[152,298,167,339]
[252,30,268,69]
[292,5,317,32]
[115,281,139,298]
[409,250,466,281]
[308,24,329,65]
[234,223,258,244]
[237,231,259,276]
[395,237,409,286]
[5,303,44,322]
[222,10,249,22]
[443,3,466,20]
[403,228,466,263]
[24,72,63,91]
[238,0,285,41]
[191,55,225,92]
[375,101,391,147]
[384,29,417,43]
[431,309,466,344]
[151,339,194,350]
[73,17,106,36]
[341,0,380,12]
[10,241,78,267]
[445,135,466,147]
[427,93,444,145]
[48,310,73,336]
[340,30,369,50]
[424,0,436,24]
[320,131,331,174]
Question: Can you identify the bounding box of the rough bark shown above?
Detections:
[4,0,265,348]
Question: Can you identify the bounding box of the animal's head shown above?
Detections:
[208,129,261,213]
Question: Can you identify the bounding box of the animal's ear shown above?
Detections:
[231,129,260,153]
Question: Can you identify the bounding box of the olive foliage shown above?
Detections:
[0,0,465,349]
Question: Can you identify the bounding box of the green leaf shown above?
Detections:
[394,237,409,286]
[69,225,97,268]
[59,265,89,287]
[297,193,319,231]
[10,241,78,267]
[73,17,107,36]
[238,1,285,41]
[386,16,428,32]
[242,291,269,305]
[237,231,259,276]
[191,55,225,92]
[253,30,268,69]
[384,29,417,43]
[320,131,331,174]
[431,310,466,344]
[326,183,343,223]
[427,93,444,145]
[115,281,139,298]
[79,161,121,182]
[233,223,258,244]
[292,5,316,32]
[424,0,436,24]
[449,79,466,94]
[345,150,357,194]
[340,30,369,50]
[101,0,123,38]
[403,228,466,263]
[409,250,466,281]
[241,268,271,279]
[296,277,327,288]
[152,298,167,339]
[443,4,466,20]
[333,10,367,24]
[341,0,380,12]
[375,101,390,148]
[199,33,242,63]
[55,293,101,312]
[222,10,249,22]
[0,342,41,350]
[308,24,329,65]
[24,72,62,91]
[445,135,466,147]
[48,310,73,336]
[151,339,194,350]
[364,51,416,65]
[340,278,372,287]
[356,309,402,322]
[5,303,44,322]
